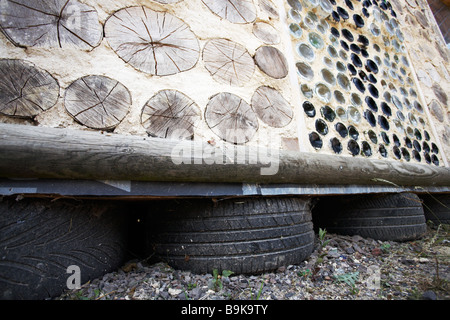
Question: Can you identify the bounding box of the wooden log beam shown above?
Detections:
[0,123,449,187]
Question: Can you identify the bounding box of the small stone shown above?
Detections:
[168,288,182,296]
[352,243,366,254]
[277,266,286,273]
[160,291,170,299]
[190,287,203,299]
[327,248,340,258]
[422,290,437,300]
[351,235,364,242]
[371,248,382,256]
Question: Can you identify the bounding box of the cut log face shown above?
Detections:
[203,38,255,87]
[64,75,131,130]
[153,0,183,3]
[251,86,293,128]
[254,46,289,79]
[253,22,280,45]
[205,92,258,144]
[0,59,59,118]
[202,0,257,24]
[258,0,279,19]
[104,6,200,76]
[0,0,102,50]
[141,90,201,140]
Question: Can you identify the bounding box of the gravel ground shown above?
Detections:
[57,223,449,301]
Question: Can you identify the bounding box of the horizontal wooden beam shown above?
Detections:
[0,123,449,188]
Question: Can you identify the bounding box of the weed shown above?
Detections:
[380,243,391,253]
[318,228,330,248]
[250,281,264,300]
[335,272,360,295]
[210,269,234,292]
[297,269,312,278]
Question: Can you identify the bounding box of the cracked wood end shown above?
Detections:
[251,86,293,128]
[105,6,200,76]
[0,59,60,118]
[252,22,280,45]
[254,46,289,79]
[64,75,131,130]
[205,92,258,144]
[141,90,201,140]
[0,0,102,50]
[202,0,257,24]
[153,0,183,3]
[203,38,255,87]
[258,0,279,19]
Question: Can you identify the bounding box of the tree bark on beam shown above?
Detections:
[0,123,449,187]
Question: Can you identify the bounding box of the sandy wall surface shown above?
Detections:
[0,0,448,168]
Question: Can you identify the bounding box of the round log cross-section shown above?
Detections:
[252,22,280,45]
[0,59,59,118]
[202,0,257,24]
[254,46,289,79]
[141,90,201,140]
[203,38,255,87]
[205,92,258,144]
[105,6,200,76]
[251,86,293,128]
[0,0,102,50]
[153,0,183,3]
[64,75,131,130]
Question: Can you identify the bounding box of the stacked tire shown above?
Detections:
[0,198,128,300]
[421,194,450,226]
[312,193,427,241]
[147,197,315,274]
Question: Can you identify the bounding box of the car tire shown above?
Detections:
[147,197,314,274]
[421,194,450,225]
[0,197,128,300]
[312,193,427,241]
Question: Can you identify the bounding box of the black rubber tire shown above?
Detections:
[147,197,314,275]
[421,194,450,225]
[0,197,128,300]
[312,193,427,241]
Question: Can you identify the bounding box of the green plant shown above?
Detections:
[316,228,330,264]
[380,243,391,253]
[318,228,330,248]
[297,269,312,278]
[250,281,264,300]
[297,228,330,281]
[210,269,234,292]
[335,272,360,295]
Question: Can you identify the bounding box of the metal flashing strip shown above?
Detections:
[0,179,448,198]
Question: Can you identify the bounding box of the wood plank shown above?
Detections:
[0,123,449,187]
